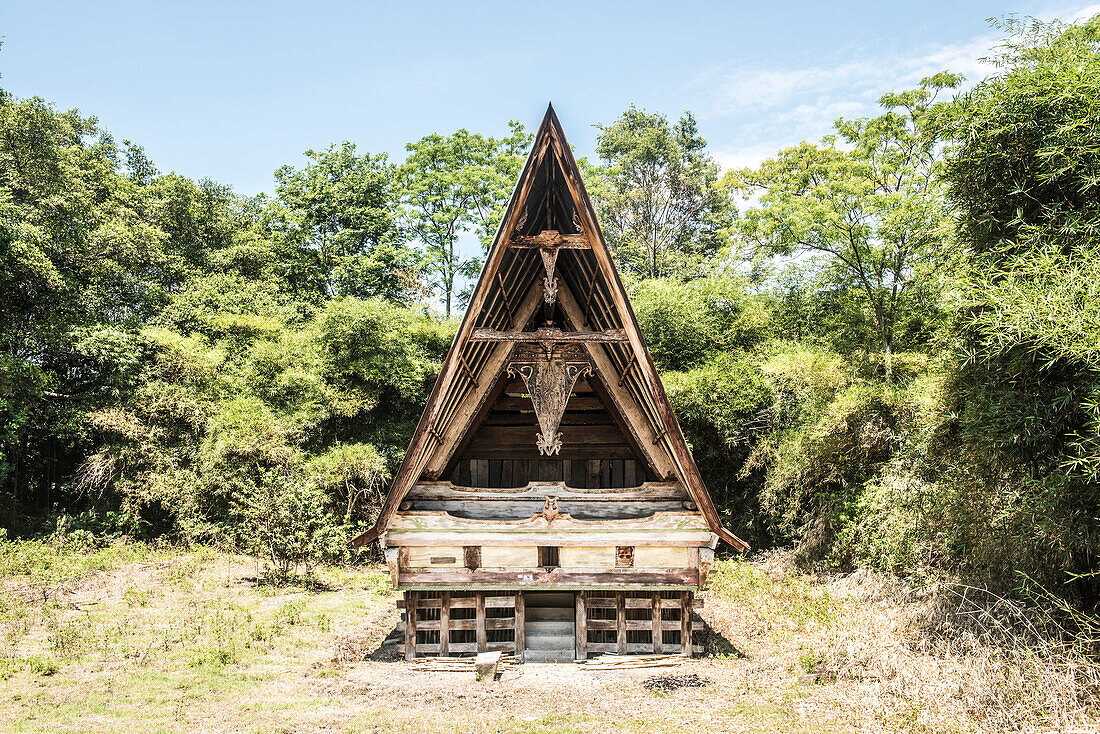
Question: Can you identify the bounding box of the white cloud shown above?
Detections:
[697,2,1100,175]
[696,35,997,124]
[1058,1,1100,21]
[712,142,783,172]
[693,30,1006,174]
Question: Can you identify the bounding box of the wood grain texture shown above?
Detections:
[405,546,465,568]
[633,546,696,568]
[480,545,538,568]
[398,569,698,588]
[559,546,615,568]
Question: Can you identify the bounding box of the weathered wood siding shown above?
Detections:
[480,546,539,568]
[449,377,655,482]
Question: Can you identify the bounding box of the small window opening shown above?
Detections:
[616,546,634,568]
[538,546,559,569]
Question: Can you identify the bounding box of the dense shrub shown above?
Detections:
[665,354,774,546]
[235,470,345,582]
[933,18,1100,598]
[630,277,771,371]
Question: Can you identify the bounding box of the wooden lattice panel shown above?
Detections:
[399,590,525,660]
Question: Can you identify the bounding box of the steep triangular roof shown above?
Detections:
[353,105,748,551]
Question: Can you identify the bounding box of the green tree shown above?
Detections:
[0,90,169,524]
[734,75,960,371]
[586,106,731,279]
[398,124,529,317]
[275,142,416,302]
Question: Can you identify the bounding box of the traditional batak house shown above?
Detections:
[353,105,748,662]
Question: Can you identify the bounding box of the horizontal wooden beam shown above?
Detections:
[470,327,629,343]
[406,481,687,502]
[510,230,589,249]
[399,569,698,588]
[387,532,715,547]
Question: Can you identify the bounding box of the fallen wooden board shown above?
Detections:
[578,654,685,670]
[409,655,519,673]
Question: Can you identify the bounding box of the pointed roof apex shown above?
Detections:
[351,107,749,552]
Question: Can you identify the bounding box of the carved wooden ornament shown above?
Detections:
[508,344,591,455]
[539,247,560,306]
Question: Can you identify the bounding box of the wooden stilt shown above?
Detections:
[514,591,525,660]
[439,591,450,657]
[680,592,692,656]
[616,592,627,654]
[405,591,417,661]
[476,593,487,653]
[576,591,587,660]
[651,592,663,654]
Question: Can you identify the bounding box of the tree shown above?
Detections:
[733,75,961,371]
[0,90,169,525]
[398,123,529,317]
[275,142,416,302]
[586,106,731,279]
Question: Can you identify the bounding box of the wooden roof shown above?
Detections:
[353,105,749,551]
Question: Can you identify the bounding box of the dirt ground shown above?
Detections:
[1,547,1096,733]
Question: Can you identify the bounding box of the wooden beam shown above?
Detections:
[470,327,628,343]
[576,591,587,660]
[510,230,590,249]
[388,509,710,533]
[616,592,627,654]
[514,591,525,659]
[404,591,417,662]
[476,593,487,653]
[651,592,663,654]
[681,592,692,656]
[406,481,687,502]
[496,271,516,325]
[439,591,450,657]
[398,569,698,587]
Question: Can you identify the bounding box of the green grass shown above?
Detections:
[0,540,395,733]
[707,558,839,631]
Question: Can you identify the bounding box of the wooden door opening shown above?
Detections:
[522,591,575,663]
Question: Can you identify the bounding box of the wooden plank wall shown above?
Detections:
[400,590,702,660]
[452,457,643,489]
[451,378,654,487]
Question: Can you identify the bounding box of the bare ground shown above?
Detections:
[0,547,1096,733]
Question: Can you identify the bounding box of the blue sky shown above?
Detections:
[2,0,1098,196]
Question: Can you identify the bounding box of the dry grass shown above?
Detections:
[823,572,1100,732]
[0,541,1096,733]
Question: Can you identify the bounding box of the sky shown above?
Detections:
[2,0,1099,197]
